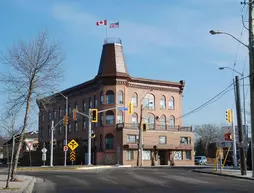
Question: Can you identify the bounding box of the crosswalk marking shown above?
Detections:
[161,174,212,184]
[54,175,90,186]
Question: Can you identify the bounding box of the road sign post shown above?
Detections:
[41,147,47,166]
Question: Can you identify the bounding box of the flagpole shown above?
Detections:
[105,18,108,40]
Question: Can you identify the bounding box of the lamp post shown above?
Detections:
[218,67,248,152]
[137,89,153,166]
[53,91,68,166]
[210,29,253,176]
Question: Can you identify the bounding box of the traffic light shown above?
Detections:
[63,115,68,126]
[91,109,98,122]
[226,109,232,123]
[142,123,147,132]
[73,108,78,120]
[128,102,133,114]
[91,133,96,138]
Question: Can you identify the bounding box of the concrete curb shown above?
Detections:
[22,177,36,193]
[193,169,254,181]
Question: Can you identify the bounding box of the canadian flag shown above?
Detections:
[96,20,107,26]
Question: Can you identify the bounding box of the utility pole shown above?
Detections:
[88,108,92,165]
[248,0,254,177]
[235,76,247,175]
[64,96,68,166]
[138,104,143,166]
[50,120,54,167]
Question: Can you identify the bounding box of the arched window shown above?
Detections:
[89,97,92,108]
[106,110,114,125]
[99,112,104,126]
[106,90,115,104]
[105,133,114,149]
[117,110,123,123]
[160,95,166,109]
[147,113,155,129]
[132,113,138,124]
[94,95,97,108]
[169,96,175,110]
[117,90,124,104]
[132,93,138,107]
[160,115,166,129]
[100,91,104,104]
[144,93,155,109]
[169,115,175,128]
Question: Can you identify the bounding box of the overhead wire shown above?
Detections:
[177,75,250,120]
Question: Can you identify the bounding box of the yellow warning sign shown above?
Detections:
[67,139,79,151]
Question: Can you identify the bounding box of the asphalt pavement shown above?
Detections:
[18,167,254,193]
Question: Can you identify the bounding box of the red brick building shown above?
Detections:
[37,38,194,166]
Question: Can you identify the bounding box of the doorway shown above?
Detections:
[158,151,168,165]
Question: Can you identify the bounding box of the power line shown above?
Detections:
[177,75,250,120]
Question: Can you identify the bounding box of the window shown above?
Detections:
[126,150,134,160]
[106,110,114,125]
[186,151,191,160]
[53,108,56,119]
[59,125,62,135]
[127,135,137,143]
[99,112,104,126]
[132,113,138,123]
[94,95,97,108]
[89,97,92,108]
[83,101,87,112]
[105,133,114,149]
[40,126,43,137]
[106,90,114,104]
[117,90,124,104]
[159,136,167,144]
[100,91,104,104]
[169,96,175,110]
[48,125,50,136]
[132,93,138,107]
[68,106,71,116]
[68,123,71,132]
[146,113,155,129]
[180,137,191,144]
[160,115,166,129]
[160,95,166,109]
[142,150,151,160]
[174,151,182,160]
[59,106,62,118]
[169,115,175,128]
[42,112,44,121]
[74,121,78,132]
[48,110,51,120]
[117,111,123,123]
[83,118,86,130]
[143,93,155,109]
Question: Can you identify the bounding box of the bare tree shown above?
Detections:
[0,31,65,181]
[195,124,221,156]
[0,111,20,137]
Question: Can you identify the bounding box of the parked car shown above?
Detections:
[195,156,207,165]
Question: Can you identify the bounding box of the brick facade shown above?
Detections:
[37,39,194,166]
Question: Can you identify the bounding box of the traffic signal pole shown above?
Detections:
[64,96,68,166]
[231,109,237,167]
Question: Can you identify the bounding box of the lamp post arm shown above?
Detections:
[221,32,249,49]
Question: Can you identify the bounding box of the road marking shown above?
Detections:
[54,175,90,186]
[162,175,212,185]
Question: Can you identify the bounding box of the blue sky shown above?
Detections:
[0,0,250,132]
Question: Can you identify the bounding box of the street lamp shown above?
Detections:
[52,90,68,166]
[137,88,153,166]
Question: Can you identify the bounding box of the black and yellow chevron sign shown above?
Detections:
[70,150,76,161]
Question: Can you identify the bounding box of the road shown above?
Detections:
[18,167,254,193]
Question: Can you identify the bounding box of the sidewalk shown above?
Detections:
[17,164,132,171]
[193,168,254,180]
[0,175,36,193]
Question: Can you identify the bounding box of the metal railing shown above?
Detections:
[104,38,122,45]
[116,123,192,132]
